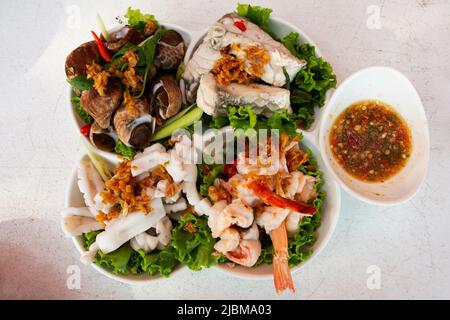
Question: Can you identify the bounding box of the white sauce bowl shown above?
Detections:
[319,66,430,205]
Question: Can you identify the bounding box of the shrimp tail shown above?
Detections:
[273,252,295,293]
[270,221,295,294]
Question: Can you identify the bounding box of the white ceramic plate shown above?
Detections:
[65,15,341,283]
[64,154,185,284]
[68,24,193,164]
[182,16,341,280]
[319,66,430,205]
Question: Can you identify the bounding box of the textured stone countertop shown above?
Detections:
[0,0,449,299]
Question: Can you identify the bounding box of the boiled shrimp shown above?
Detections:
[270,221,295,294]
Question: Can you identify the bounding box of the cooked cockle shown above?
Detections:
[65,41,100,93]
[149,75,182,121]
[106,26,148,52]
[113,96,156,148]
[89,122,118,152]
[154,30,185,71]
[80,78,123,129]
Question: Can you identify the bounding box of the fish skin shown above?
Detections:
[196,72,291,116]
[183,12,306,102]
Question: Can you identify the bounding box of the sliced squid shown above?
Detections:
[61,215,103,237]
[131,143,170,177]
[207,200,228,237]
[95,198,166,254]
[130,216,173,253]
[181,182,202,206]
[77,160,104,216]
[156,216,173,249]
[194,198,212,216]
[80,242,99,264]
[130,233,159,253]
[164,197,187,213]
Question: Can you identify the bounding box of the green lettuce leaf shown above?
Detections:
[94,242,178,277]
[227,106,257,130]
[281,32,336,128]
[82,230,102,249]
[130,246,178,277]
[71,96,93,124]
[236,4,275,37]
[114,140,137,159]
[198,164,225,197]
[266,112,301,138]
[171,214,219,271]
[94,244,134,274]
[204,115,230,129]
[124,7,158,30]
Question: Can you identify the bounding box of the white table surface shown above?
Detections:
[0,0,449,300]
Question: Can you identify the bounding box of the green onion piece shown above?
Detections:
[97,13,110,41]
[80,138,113,182]
[150,107,203,141]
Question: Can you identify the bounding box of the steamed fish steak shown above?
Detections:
[197,72,291,116]
[183,12,306,102]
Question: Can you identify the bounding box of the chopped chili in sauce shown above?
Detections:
[329,100,412,182]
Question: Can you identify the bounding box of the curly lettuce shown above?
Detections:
[124,7,158,30]
[171,214,219,271]
[114,140,137,159]
[82,230,102,249]
[94,244,134,274]
[198,163,225,197]
[282,33,337,128]
[236,3,275,38]
[227,106,257,130]
[84,230,178,277]
[129,246,178,277]
[71,96,93,124]
[212,106,300,138]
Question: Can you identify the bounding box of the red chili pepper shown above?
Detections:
[224,158,238,178]
[91,30,112,62]
[247,180,317,214]
[233,20,247,32]
[80,124,91,137]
